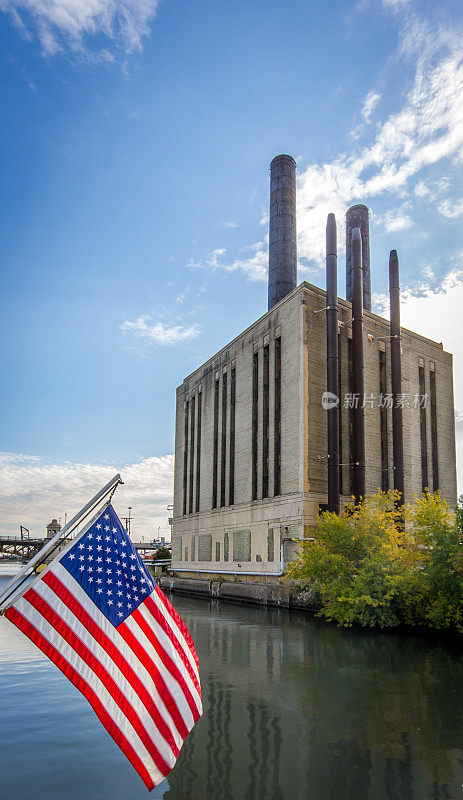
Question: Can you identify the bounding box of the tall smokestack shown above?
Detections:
[346,204,371,311]
[268,154,297,310]
[351,227,366,503]
[326,213,340,514]
[389,249,405,506]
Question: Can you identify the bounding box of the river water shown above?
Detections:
[1,569,462,800]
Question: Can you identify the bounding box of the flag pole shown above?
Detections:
[0,502,110,613]
[0,473,122,610]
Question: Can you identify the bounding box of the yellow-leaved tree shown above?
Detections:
[287,490,463,630]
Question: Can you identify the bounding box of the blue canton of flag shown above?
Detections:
[61,506,154,627]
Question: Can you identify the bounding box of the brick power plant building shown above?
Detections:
[171,155,457,578]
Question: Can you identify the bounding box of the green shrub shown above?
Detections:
[287,491,463,631]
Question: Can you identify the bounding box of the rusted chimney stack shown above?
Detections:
[326,213,340,514]
[351,227,366,502]
[346,204,371,311]
[268,154,297,310]
[389,249,405,506]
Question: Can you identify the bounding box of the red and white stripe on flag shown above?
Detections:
[4,506,202,792]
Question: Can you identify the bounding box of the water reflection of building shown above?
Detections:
[164,599,463,800]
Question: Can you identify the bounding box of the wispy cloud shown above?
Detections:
[190,243,268,282]
[295,15,463,266]
[438,198,463,219]
[0,0,161,57]
[120,316,200,346]
[361,90,382,123]
[376,209,413,232]
[0,453,174,540]
[224,221,237,228]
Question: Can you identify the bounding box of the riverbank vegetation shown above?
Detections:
[287,491,463,631]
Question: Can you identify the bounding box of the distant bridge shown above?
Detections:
[0,536,45,561]
[0,536,169,563]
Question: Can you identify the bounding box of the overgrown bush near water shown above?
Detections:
[287,490,463,631]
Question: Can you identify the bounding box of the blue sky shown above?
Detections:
[1,0,462,538]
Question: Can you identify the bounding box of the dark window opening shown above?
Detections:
[252,351,258,500]
[274,337,281,497]
[430,369,439,491]
[188,395,195,514]
[348,339,354,495]
[224,532,229,561]
[220,372,228,507]
[195,392,202,513]
[212,378,219,508]
[267,528,274,562]
[229,367,236,505]
[379,349,389,491]
[262,344,269,498]
[419,364,428,492]
[338,333,343,495]
[183,400,189,516]
[215,541,220,561]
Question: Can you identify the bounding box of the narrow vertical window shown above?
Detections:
[195,391,202,512]
[191,536,195,561]
[338,333,343,495]
[274,337,281,497]
[348,339,354,495]
[220,371,228,507]
[252,350,259,500]
[379,348,389,491]
[229,366,236,506]
[215,541,220,561]
[183,399,189,515]
[212,377,219,508]
[419,362,428,492]
[430,366,439,491]
[188,395,195,514]
[262,343,269,498]
[224,532,229,561]
[267,528,274,562]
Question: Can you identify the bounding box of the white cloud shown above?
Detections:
[0,0,160,56]
[438,198,463,219]
[0,453,174,541]
[382,0,411,8]
[219,242,267,282]
[361,91,382,123]
[120,316,200,345]
[295,23,463,266]
[373,268,463,493]
[224,221,237,228]
[377,210,413,232]
[191,243,268,283]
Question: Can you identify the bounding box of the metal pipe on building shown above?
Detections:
[268,154,297,310]
[351,227,366,502]
[389,249,405,506]
[326,213,340,514]
[346,204,371,311]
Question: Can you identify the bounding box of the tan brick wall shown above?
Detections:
[172,281,457,573]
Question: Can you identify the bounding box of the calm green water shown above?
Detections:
[1,571,462,800]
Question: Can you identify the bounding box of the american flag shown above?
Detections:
[3,504,202,791]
